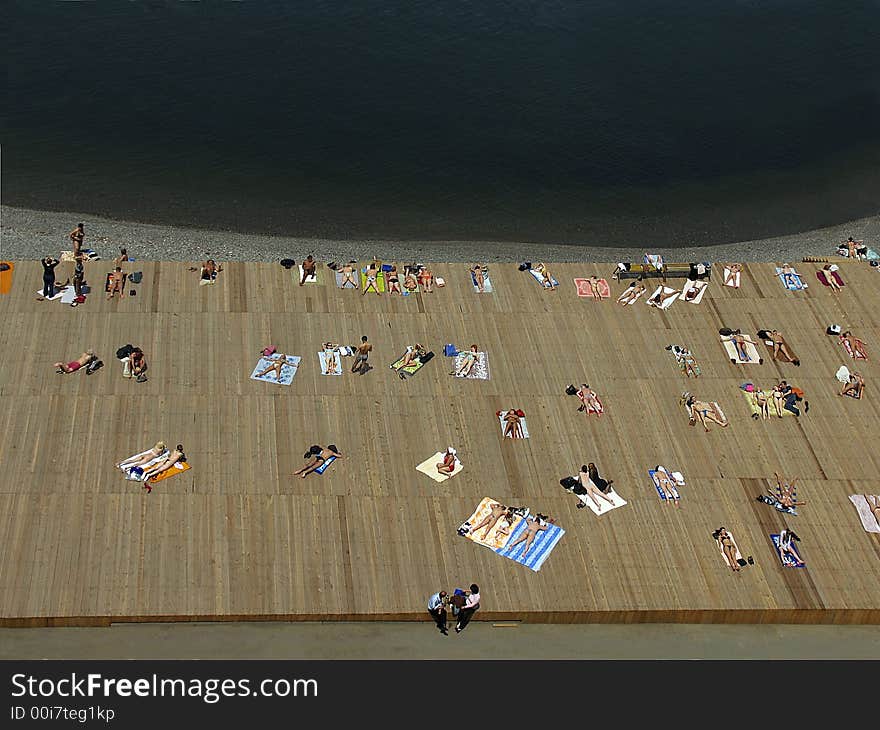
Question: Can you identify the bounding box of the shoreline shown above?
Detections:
[2,203,878,263]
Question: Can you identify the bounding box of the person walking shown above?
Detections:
[427,590,449,635]
[455,584,480,634]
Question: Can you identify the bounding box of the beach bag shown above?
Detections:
[826,324,841,336]
[280,259,295,269]
[565,384,578,396]
[444,344,457,357]
[116,344,134,360]
[718,327,733,337]
[419,351,435,364]
[435,277,445,287]
[130,271,143,284]
[262,345,277,357]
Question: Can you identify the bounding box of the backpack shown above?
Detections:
[130,271,143,284]
[565,384,578,396]
[444,344,457,357]
[116,344,134,360]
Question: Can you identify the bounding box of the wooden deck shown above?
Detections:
[1,259,879,626]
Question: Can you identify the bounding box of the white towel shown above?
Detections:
[577,488,627,515]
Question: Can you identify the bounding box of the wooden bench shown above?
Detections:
[613,262,712,282]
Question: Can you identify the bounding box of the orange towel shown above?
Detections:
[0,262,13,295]
[147,460,191,485]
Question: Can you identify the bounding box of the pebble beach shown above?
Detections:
[2,204,878,264]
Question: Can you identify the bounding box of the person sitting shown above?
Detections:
[470,501,508,540]
[129,347,148,381]
[140,444,186,491]
[198,259,222,285]
[254,354,296,382]
[471,264,487,292]
[840,331,868,360]
[766,329,800,365]
[723,263,742,287]
[534,262,556,291]
[776,380,805,416]
[575,464,617,511]
[452,345,479,377]
[617,280,646,305]
[436,446,458,476]
[394,344,425,371]
[339,261,358,288]
[680,392,728,431]
[576,384,602,415]
[117,441,167,472]
[777,527,804,566]
[506,513,552,558]
[54,350,96,374]
[417,266,435,293]
[300,254,316,285]
[839,370,865,399]
[501,408,525,439]
[106,267,126,300]
[386,263,402,294]
[293,444,342,478]
[653,465,681,507]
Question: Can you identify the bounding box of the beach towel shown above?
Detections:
[775,267,807,290]
[848,495,880,533]
[528,268,559,288]
[318,350,343,376]
[360,267,386,292]
[117,448,169,480]
[498,410,530,439]
[576,487,627,516]
[770,533,805,568]
[715,531,744,570]
[314,455,337,474]
[335,269,359,289]
[416,452,464,482]
[471,270,493,293]
[0,261,14,295]
[839,336,867,361]
[646,285,680,310]
[453,351,490,379]
[495,519,565,572]
[390,351,429,377]
[617,285,645,306]
[721,334,763,364]
[147,460,191,485]
[574,278,610,298]
[460,497,525,550]
[250,354,300,386]
[670,348,701,377]
[759,333,798,364]
[722,266,741,288]
[105,272,127,293]
[816,269,845,288]
[578,393,604,416]
[741,388,794,418]
[649,468,682,501]
[35,287,77,304]
[644,254,664,269]
[298,264,317,284]
[678,279,708,304]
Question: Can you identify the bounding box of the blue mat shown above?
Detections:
[494,519,565,572]
[648,469,681,501]
[314,455,337,474]
[775,267,807,291]
[528,268,559,288]
[249,354,300,385]
[770,533,805,567]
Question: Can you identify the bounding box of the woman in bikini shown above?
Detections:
[576,384,601,415]
[395,344,425,371]
[386,263,402,294]
[715,528,741,572]
[653,466,680,507]
[501,408,525,439]
[436,447,458,475]
[681,393,728,431]
[767,329,799,365]
[535,262,556,291]
[403,270,418,293]
[576,464,617,511]
[255,353,295,381]
[647,286,679,308]
[617,280,646,305]
[754,388,771,420]
[839,370,865,399]
[117,441,167,471]
[322,344,340,375]
[840,331,868,360]
[777,528,804,566]
[140,444,186,490]
[772,473,805,510]
[723,263,742,287]
[339,262,358,289]
[418,266,434,293]
[471,264,486,292]
[294,444,342,478]
[452,345,479,377]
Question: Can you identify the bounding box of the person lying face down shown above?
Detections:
[55,350,96,373]
[294,444,343,478]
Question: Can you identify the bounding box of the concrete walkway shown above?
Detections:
[3,622,879,660]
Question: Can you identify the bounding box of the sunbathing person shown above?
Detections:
[117,441,167,471]
[394,344,425,371]
[54,350,96,374]
[617,280,646,305]
[471,264,487,292]
[681,392,728,431]
[493,508,518,541]
[772,472,805,510]
[779,263,799,288]
[777,528,804,566]
[669,345,699,378]
[386,263,402,294]
[471,501,508,539]
[839,370,865,399]
[767,329,799,365]
[140,444,186,489]
[865,495,880,528]
[436,446,458,475]
[501,408,525,439]
[339,261,358,288]
[294,444,342,478]
[199,259,222,285]
[754,388,771,420]
[403,270,418,293]
[770,384,787,418]
[300,254,316,285]
[362,261,381,296]
[107,267,126,300]
[723,263,742,286]
[821,264,842,293]
[576,384,601,414]
[534,262,556,291]
[729,330,753,361]
[452,345,479,377]
[683,281,703,301]
[653,466,681,508]
[255,354,296,381]
[418,266,435,293]
[506,513,551,558]
[576,465,617,511]
[585,275,604,298]
[841,331,868,360]
[322,345,340,375]
[647,286,679,308]
[714,528,741,573]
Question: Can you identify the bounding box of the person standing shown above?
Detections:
[69,222,85,257]
[39,256,60,300]
[455,584,480,634]
[72,258,85,300]
[427,590,449,635]
[351,335,372,374]
[300,254,316,286]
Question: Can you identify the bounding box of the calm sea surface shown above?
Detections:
[3,1,880,246]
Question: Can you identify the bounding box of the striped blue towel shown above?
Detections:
[495,520,565,572]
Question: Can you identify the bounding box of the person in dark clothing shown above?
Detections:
[72,258,85,299]
[455,584,481,633]
[39,256,60,300]
[587,463,613,494]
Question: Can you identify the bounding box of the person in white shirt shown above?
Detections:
[455,584,481,633]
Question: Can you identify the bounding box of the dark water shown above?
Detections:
[3,1,880,246]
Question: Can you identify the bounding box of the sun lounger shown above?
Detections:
[498,410,529,438]
[494,519,565,572]
[576,488,627,516]
[715,531,744,570]
[648,467,683,501]
[775,267,807,290]
[453,351,490,379]
[848,495,880,533]
[471,270,493,293]
[722,266,741,288]
[249,354,300,385]
[678,278,708,304]
[416,452,464,482]
[770,533,805,568]
[574,278,610,298]
[721,334,763,364]
[528,268,559,288]
[298,265,317,284]
[646,285,680,310]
